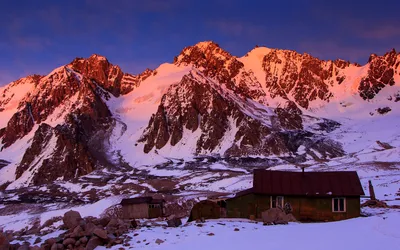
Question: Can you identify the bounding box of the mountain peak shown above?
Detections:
[193,41,220,50]
[174,41,233,66]
[88,53,109,62]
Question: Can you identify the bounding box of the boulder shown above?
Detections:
[83,223,97,236]
[70,226,84,238]
[167,218,182,227]
[50,243,63,250]
[17,242,30,250]
[155,239,164,245]
[93,228,108,240]
[130,220,137,229]
[0,232,10,250]
[79,236,88,245]
[62,211,82,230]
[97,217,111,227]
[261,208,296,224]
[274,220,289,225]
[285,213,297,222]
[106,218,119,228]
[45,238,61,246]
[74,240,81,247]
[361,199,388,208]
[85,236,102,250]
[62,238,76,246]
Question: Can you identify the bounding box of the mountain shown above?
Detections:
[0,41,400,190]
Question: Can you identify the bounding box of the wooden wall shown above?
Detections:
[122,203,149,219]
[226,194,360,222]
[148,205,163,218]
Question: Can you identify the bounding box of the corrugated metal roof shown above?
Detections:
[253,170,365,196]
[120,196,165,205]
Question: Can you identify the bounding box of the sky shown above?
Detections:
[0,0,399,86]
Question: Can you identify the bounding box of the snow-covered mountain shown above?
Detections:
[1,41,400,189]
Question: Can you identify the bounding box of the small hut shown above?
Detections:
[188,199,226,222]
[120,197,165,219]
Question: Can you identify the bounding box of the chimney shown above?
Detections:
[301,167,305,173]
[368,180,376,200]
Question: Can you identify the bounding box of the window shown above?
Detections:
[149,204,160,209]
[276,196,284,208]
[332,198,346,212]
[270,196,284,208]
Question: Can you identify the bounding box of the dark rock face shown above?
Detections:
[1,105,35,148]
[139,73,239,154]
[139,72,344,158]
[262,50,351,109]
[359,49,398,100]
[70,54,153,97]
[12,77,115,184]
[0,160,10,170]
[175,42,243,88]
[15,123,54,179]
[376,107,392,114]
[175,42,267,102]
[274,101,303,130]
[1,67,82,148]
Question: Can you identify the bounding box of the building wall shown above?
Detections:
[148,205,163,218]
[226,194,360,221]
[122,203,149,219]
[285,196,360,221]
[226,194,270,219]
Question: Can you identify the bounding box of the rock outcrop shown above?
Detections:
[139,71,344,158]
[359,49,398,100]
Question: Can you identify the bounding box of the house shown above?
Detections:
[226,169,365,222]
[120,197,165,219]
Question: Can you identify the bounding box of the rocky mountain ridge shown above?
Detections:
[0,41,399,189]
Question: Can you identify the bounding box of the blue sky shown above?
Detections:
[1,0,399,85]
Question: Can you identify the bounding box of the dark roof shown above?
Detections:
[252,170,365,196]
[120,196,165,205]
